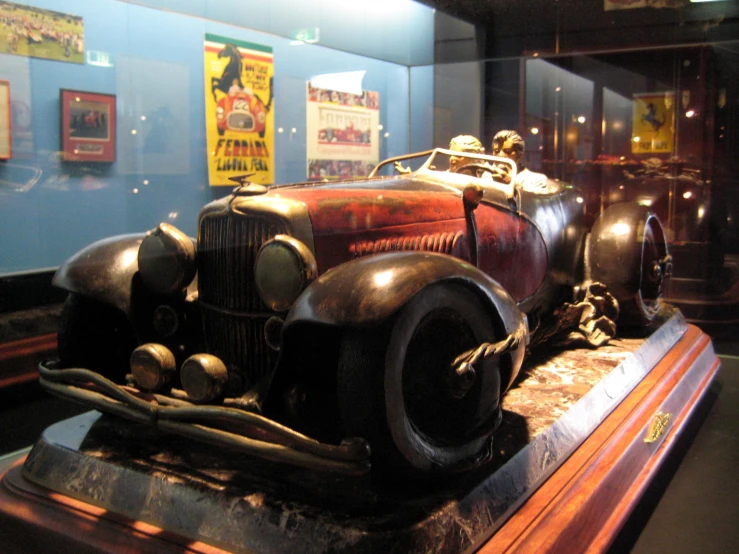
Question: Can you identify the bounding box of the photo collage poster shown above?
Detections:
[306,83,379,180]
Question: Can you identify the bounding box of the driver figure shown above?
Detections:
[492,130,556,193]
[447,134,485,172]
[394,134,486,175]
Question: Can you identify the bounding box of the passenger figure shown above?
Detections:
[491,130,556,193]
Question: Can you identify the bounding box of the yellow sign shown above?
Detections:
[631,92,674,155]
[204,34,274,186]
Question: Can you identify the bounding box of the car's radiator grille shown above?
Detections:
[199,214,288,310]
[198,213,288,384]
[228,112,255,131]
[201,311,278,386]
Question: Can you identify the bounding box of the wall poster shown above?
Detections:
[0,1,84,63]
[60,89,116,162]
[306,84,379,180]
[631,92,674,155]
[204,34,274,186]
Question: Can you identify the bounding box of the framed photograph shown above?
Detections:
[0,80,10,160]
[60,89,116,162]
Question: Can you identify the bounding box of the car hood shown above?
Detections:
[268,178,467,234]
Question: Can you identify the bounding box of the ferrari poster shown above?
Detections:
[306,84,379,180]
[204,34,274,186]
[631,92,674,155]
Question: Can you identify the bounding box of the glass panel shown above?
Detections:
[0,0,421,273]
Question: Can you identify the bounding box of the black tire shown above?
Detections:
[620,220,665,328]
[57,293,137,382]
[337,283,503,473]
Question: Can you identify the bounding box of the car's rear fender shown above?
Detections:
[53,234,146,315]
[587,202,668,300]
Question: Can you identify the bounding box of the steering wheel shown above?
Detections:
[455,163,512,184]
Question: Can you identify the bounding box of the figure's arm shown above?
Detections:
[393,161,412,175]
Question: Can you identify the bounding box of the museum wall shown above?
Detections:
[125,0,436,67]
[1,0,737,322]
[0,0,443,274]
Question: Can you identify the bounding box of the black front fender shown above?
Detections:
[284,251,525,339]
[53,233,146,315]
[268,252,527,419]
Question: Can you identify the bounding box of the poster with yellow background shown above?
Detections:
[631,92,674,155]
[204,34,274,186]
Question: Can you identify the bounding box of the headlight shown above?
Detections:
[255,235,317,312]
[138,222,196,295]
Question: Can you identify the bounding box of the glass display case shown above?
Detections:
[0,1,737,552]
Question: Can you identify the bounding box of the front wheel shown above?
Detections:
[337,283,504,473]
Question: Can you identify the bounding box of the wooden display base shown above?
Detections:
[480,323,720,553]
[0,319,720,553]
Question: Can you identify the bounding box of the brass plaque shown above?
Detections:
[644,412,672,444]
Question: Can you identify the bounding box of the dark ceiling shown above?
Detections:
[418,0,739,59]
[416,0,497,24]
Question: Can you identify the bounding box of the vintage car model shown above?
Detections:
[216,89,267,137]
[40,149,671,476]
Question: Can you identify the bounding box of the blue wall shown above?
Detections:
[0,0,431,274]
[131,0,435,67]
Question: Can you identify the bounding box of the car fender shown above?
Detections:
[283,251,527,390]
[53,233,146,315]
[587,202,667,301]
[286,251,523,331]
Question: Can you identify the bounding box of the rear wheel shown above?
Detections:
[620,220,666,328]
[337,283,503,473]
[57,293,137,382]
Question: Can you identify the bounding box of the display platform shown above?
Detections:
[0,313,720,554]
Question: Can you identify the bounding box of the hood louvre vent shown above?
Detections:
[349,232,463,258]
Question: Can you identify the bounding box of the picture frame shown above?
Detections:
[0,80,10,160]
[60,89,116,162]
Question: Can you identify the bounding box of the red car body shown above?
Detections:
[215,90,267,137]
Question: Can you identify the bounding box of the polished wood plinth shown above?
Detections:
[482,324,720,553]
[0,321,720,553]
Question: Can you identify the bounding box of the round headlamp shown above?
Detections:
[138,222,196,295]
[255,235,317,312]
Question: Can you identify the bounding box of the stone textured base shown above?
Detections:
[0,313,719,553]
